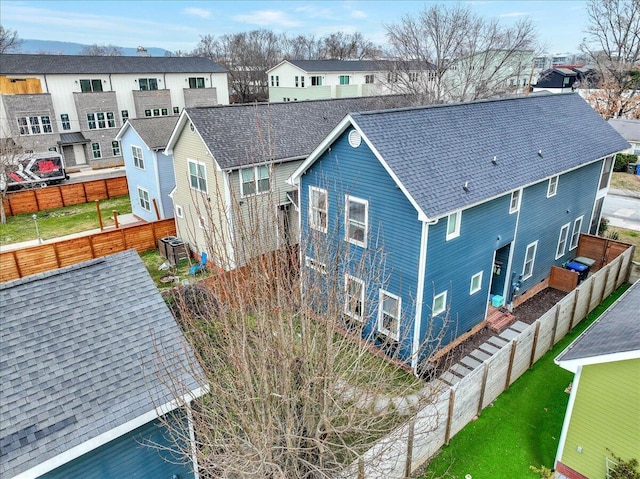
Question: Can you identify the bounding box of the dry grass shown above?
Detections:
[608,226,640,262]
[610,172,640,193]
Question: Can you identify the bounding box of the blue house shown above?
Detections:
[289,93,628,370]
[115,116,178,221]
[0,250,205,478]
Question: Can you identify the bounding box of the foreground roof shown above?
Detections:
[556,280,640,365]
[0,250,202,478]
[183,95,417,170]
[608,118,640,143]
[122,116,179,150]
[347,93,628,219]
[0,53,227,74]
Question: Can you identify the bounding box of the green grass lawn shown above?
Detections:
[139,249,194,290]
[0,196,132,245]
[420,284,631,479]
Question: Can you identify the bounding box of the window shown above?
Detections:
[111,141,121,156]
[295,76,299,87]
[17,116,52,135]
[470,272,483,295]
[522,241,538,279]
[274,75,280,86]
[378,290,401,340]
[121,110,129,123]
[556,223,571,259]
[145,109,152,117]
[188,77,205,88]
[387,72,398,83]
[562,76,570,87]
[161,108,168,116]
[153,108,160,116]
[188,159,207,193]
[409,72,418,82]
[311,76,323,86]
[86,112,115,129]
[173,106,180,114]
[270,75,274,86]
[309,187,328,233]
[137,187,151,211]
[131,145,144,169]
[305,257,327,274]
[432,291,447,316]
[570,216,583,250]
[300,76,305,87]
[446,210,461,240]
[510,189,521,214]
[345,275,365,321]
[91,142,102,159]
[138,78,158,90]
[339,75,350,85]
[365,74,374,84]
[599,156,613,189]
[240,165,270,196]
[80,79,103,92]
[345,195,368,247]
[547,175,559,197]
[60,114,71,131]
[175,205,183,218]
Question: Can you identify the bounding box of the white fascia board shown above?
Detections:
[412,220,430,370]
[265,60,293,75]
[164,109,191,155]
[13,386,209,479]
[555,365,582,468]
[556,350,640,373]
[114,120,132,141]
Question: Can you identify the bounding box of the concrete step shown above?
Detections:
[460,356,482,370]
[469,348,491,362]
[450,363,473,378]
[479,341,500,355]
[509,320,529,333]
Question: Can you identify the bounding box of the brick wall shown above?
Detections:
[183,87,218,108]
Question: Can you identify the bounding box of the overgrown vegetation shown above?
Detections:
[610,171,640,192]
[607,451,640,479]
[614,154,638,173]
[139,249,193,289]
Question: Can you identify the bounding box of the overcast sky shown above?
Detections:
[1,1,589,55]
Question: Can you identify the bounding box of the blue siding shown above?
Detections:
[157,151,176,218]
[300,129,422,360]
[40,415,194,479]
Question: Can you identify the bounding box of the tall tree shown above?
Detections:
[580,0,640,118]
[320,32,381,60]
[78,44,123,56]
[0,25,22,54]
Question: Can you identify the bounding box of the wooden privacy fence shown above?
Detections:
[348,244,635,479]
[2,176,128,216]
[0,219,176,282]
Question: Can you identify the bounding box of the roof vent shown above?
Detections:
[538,150,543,157]
[348,129,362,148]
[463,181,470,192]
[492,156,498,165]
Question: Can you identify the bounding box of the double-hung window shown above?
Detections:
[345,275,365,321]
[446,210,461,240]
[60,114,71,130]
[87,112,115,130]
[132,145,144,169]
[188,159,207,193]
[112,141,121,156]
[432,291,447,317]
[17,116,51,135]
[138,78,158,90]
[240,165,270,196]
[339,75,350,85]
[547,175,559,197]
[556,223,571,259]
[137,187,151,211]
[345,195,368,247]
[522,241,538,279]
[378,290,401,340]
[509,189,521,214]
[570,216,583,250]
[309,187,328,233]
[91,142,102,159]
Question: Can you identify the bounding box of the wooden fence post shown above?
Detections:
[53,245,62,269]
[95,200,103,231]
[82,183,88,203]
[550,304,561,349]
[477,363,489,415]
[12,251,22,278]
[529,322,541,369]
[33,190,40,212]
[358,457,364,479]
[404,419,415,479]
[444,388,456,445]
[505,340,518,389]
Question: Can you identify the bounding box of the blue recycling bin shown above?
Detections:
[566,260,589,282]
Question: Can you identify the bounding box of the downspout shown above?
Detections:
[108,73,113,91]
[153,149,164,219]
[43,74,50,93]
[223,170,237,269]
[412,218,434,372]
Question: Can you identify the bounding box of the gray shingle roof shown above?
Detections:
[0,54,227,74]
[284,59,433,73]
[186,95,417,170]
[0,250,202,478]
[350,93,629,219]
[608,118,640,143]
[557,280,640,362]
[127,116,179,150]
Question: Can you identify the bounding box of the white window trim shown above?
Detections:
[344,274,365,321]
[432,291,447,317]
[470,271,483,295]
[522,241,538,280]
[446,210,461,241]
[555,222,571,259]
[137,186,151,212]
[547,175,559,198]
[570,216,583,251]
[509,189,522,214]
[240,165,270,197]
[175,204,183,218]
[309,186,328,234]
[345,195,368,248]
[378,290,401,341]
[131,145,144,169]
[188,159,208,193]
[305,256,327,274]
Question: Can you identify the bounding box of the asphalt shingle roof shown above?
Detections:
[284,59,433,73]
[186,95,417,170]
[350,93,629,219]
[557,280,640,362]
[608,118,640,143]
[0,54,227,74]
[127,116,179,150]
[0,250,202,478]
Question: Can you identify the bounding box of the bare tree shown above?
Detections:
[283,34,324,60]
[78,44,123,56]
[384,4,537,103]
[0,25,22,54]
[0,138,24,224]
[580,0,640,118]
[320,32,382,60]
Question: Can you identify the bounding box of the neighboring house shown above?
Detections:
[0,250,205,479]
[266,60,435,102]
[288,93,628,370]
[533,68,580,93]
[554,281,640,479]
[608,118,640,157]
[164,95,416,270]
[115,116,178,221]
[0,54,228,168]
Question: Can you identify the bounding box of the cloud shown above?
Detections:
[350,9,367,19]
[183,7,212,19]
[499,11,530,18]
[233,10,302,27]
[294,5,337,20]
